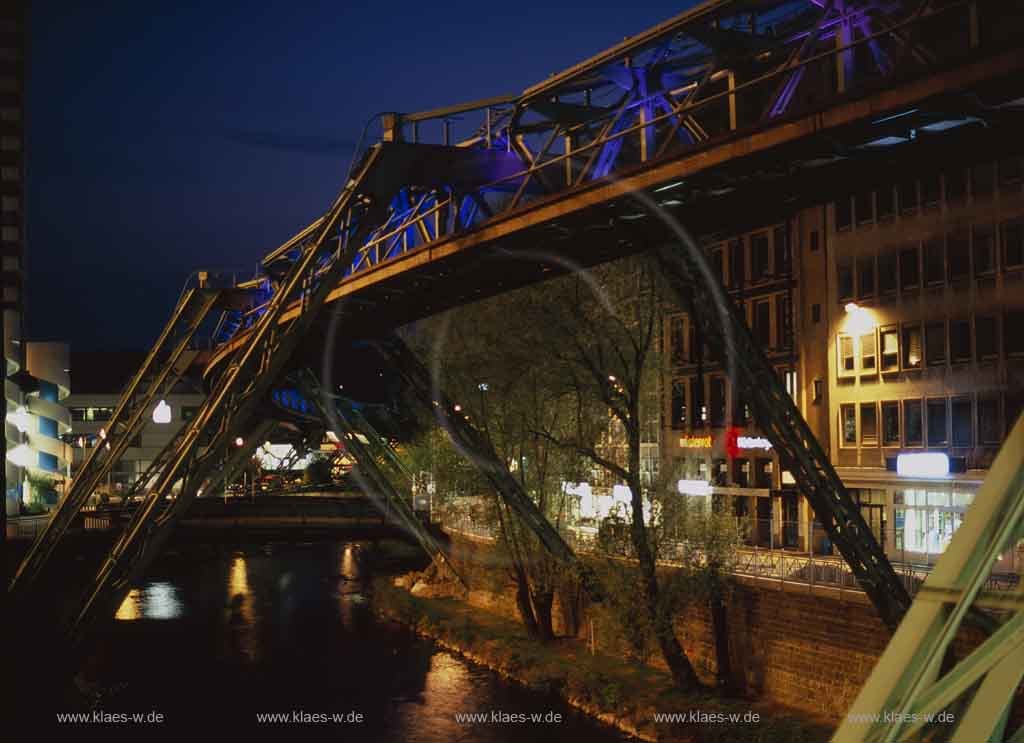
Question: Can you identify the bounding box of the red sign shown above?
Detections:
[725,426,740,460]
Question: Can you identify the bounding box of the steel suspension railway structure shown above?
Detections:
[8,1,1024,738]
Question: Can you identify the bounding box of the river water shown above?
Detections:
[85,539,630,739]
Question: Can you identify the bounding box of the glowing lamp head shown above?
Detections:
[235,437,244,447]
[152,400,172,424]
[845,302,859,314]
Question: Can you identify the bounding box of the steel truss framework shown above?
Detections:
[8,0,1022,644]
[832,416,1024,743]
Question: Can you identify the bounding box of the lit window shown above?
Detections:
[860,333,877,373]
[880,327,899,372]
[839,335,856,376]
[902,324,922,370]
[841,404,857,446]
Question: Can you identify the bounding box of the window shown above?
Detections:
[710,377,726,427]
[900,245,920,291]
[972,161,994,200]
[978,396,1001,444]
[877,185,895,220]
[1,195,18,213]
[1002,218,1024,269]
[729,238,744,287]
[813,378,824,403]
[945,168,966,204]
[838,261,854,301]
[871,253,894,297]
[899,179,918,213]
[836,197,852,231]
[857,256,875,298]
[2,256,18,272]
[0,136,20,152]
[1,226,19,242]
[855,192,873,224]
[921,173,941,207]
[841,404,857,446]
[949,319,971,363]
[973,224,995,275]
[812,303,821,323]
[839,335,856,375]
[755,459,773,488]
[951,398,972,447]
[1009,394,1024,437]
[670,380,687,428]
[860,403,878,445]
[773,226,791,275]
[976,316,998,360]
[809,230,820,252]
[947,230,970,282]
[670,315,686,365]
[905,400,923,446]
[860,332,877,373]
[732,383,749,425]
[1007,311,1024,356]
[784,369,797,402]
[927,399,948,446]
[882,401,900,445]
[902,323,923,370]
[0,107,21,122]
[753,300,770,347]
[751,233,770,281]
[181,406,200,421]
[923,238,944,285]
[691,377,706,427]
[733,459,750,487]
[776,295,792,349]
[925,322,946,366]
[880,327,899,372]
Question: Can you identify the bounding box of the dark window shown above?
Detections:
[947,230,970,282]
[755,459,773,488]
[976,315,998,360]
[857,256,875,298]
[973,224,995,275]
[753,300,771,347]
[733,383,749,425]
[670,380,687,428]
[998,156,1022,189]
[972,161,994,200]
[978,396,1001,444]
[927,399,948,446]
[751,233,770,281]
[1007,311,1024,356]
[925,322,946,366]
[878,252,897,295]
[776,295,792,349]
[899,179,918,213]
[855,192,873,224]
[877,185,895,219]
[951,398,972,447]
[882,401,900,445]
[729,238,744,287]
[900,245,920,290]
[710,377,726,427]
[733,458,750,487]
[773,226,791,275]
[949,319,971,363]
[670,316,686,365]
[921,173,941,206]
[945,168,966,204]
[902,324,923,370]
[713,460,729,487]
[838,261,854,300]
[181,406,200,421]
[880,327,899,372]
[809,230,820,252]
[841,404,856,446]
[691,377,705,427]
[860,403,878,444]
[836,197,852,231]
[812,303,821,323]
[1002,218,1024,269]
[923,238,944,285]
[905,400,923,446]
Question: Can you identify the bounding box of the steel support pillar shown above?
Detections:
[371,333,601,599]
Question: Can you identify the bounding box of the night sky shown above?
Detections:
[26,0,697,351]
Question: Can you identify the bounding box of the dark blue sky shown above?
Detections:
[27,0,694,350]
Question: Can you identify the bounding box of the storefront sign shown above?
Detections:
[679,435,712,449]
[677,479,712,496]
[897,452,949,478]
[737,436,773,450]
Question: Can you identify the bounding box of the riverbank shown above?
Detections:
[374,577,834,743]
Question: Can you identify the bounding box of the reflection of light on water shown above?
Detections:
[114,583,183,620]
[229,555,250,597]
[425,652,469,697]
[341,545,357,579]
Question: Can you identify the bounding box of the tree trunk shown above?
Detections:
[709,573,737,694]
[532,589,555,642]
[513,566,540,637]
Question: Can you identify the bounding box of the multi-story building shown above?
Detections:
[827,153,1024,569]
[2,2,28,516]
[64,351,205,501]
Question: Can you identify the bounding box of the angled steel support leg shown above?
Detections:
[652,240,911,630]
[297,370,467,590]
[372,333,601,599]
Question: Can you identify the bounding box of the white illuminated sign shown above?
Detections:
[677,479,712,496]
[152,400,172,424]
[897,452,950,478]
[737,436,772,450]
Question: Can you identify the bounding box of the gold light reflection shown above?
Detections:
[341,545,356,579]
[229,555,251,597]
[423,652,468,699]
[115,588,142,620]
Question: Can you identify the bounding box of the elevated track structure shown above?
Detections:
[8,3,1024,717]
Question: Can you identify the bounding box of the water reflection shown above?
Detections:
[114,582,183,620]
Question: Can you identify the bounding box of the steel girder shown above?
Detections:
[652,239,912,630]
[832,415,1024,743]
